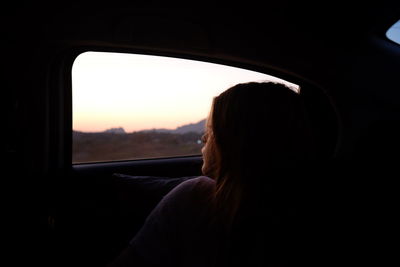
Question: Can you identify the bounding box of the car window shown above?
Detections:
[72,52,299,163]
[386,19,400,44]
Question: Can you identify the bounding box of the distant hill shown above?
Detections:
[174,119,206,134]
[141,119,206,134]
[74,119,206,134]
[103,127,126,134]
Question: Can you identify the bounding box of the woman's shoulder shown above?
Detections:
[151,176,213,214]
[166,176,215,201]
[180,176,215,189]
[128,176,217,266]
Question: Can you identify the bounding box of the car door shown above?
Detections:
[50,50,323,267]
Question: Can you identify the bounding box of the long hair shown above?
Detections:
[209,82,315,232]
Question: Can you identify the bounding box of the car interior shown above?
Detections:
[3,2,400,266]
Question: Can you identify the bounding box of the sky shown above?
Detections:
[72,52,299,133]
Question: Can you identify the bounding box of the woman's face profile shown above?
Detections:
[201,117,218,178]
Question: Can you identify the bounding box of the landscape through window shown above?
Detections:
[72,52,299,163]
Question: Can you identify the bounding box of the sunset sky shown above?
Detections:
[72,52,299,132]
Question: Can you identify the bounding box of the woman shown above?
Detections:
[109,82,316,267]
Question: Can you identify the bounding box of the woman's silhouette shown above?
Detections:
[109,82,316,267]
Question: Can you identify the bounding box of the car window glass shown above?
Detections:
[386,19,400,44]
[72,52,299,163]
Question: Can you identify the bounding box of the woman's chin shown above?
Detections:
[201,165,207,176]
[202,166,215,179]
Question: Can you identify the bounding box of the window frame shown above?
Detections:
[54,46,317,170]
